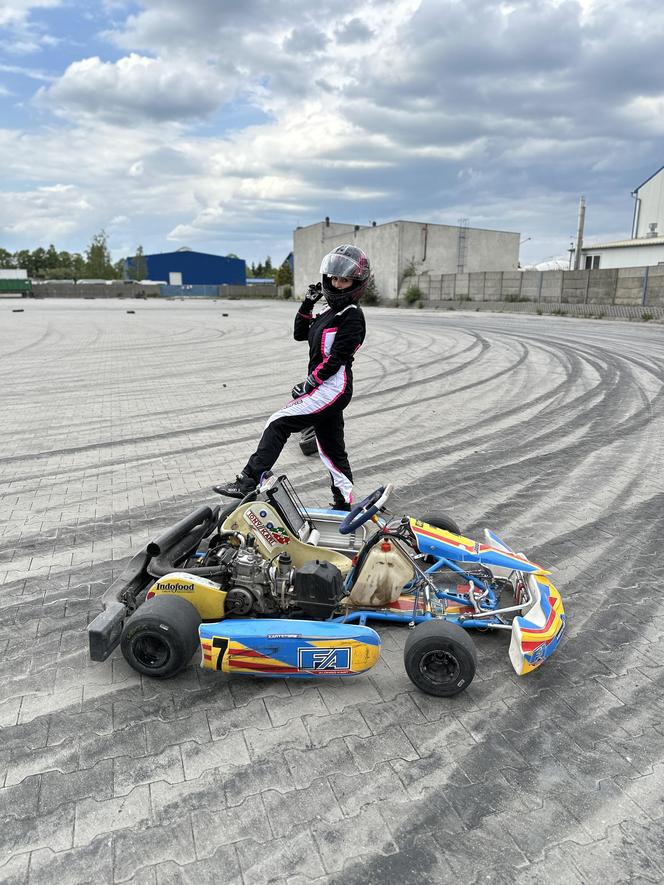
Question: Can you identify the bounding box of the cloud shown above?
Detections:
[0,0,60,28]
[36,53,231,124]
[2,0,664,267]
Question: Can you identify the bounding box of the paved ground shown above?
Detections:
[1,298,664,884]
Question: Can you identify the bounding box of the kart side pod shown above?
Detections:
[199,619,381,677]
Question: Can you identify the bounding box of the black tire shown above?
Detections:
[420,512,462,534]
[120,595,202,678]
[299,427,318,457]
[404,620,477,697]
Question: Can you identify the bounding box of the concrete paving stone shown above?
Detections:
[264,688,328,728]
[74,785,151,847]
[0,697,23,728]
[28,834,114,885]
[563,823,664,883]
[0,852,29,885]
[243,718,312,760]
[553,778,646,841]
[313,676,383,713]
[443,775,517,830]
[410,685,480,719]
[206,698,271,739]
[155,844,242,885]
[303,707,371,748]
[615,765,664,821]
[401,716,473,758]
[46,705,114,746]
[262,777,343,839]
[344,724,418,773]
[111,695,179,731]
[323,832,454,885]
[40,759,114,814]
[192,794,271,859]
[284,737,361,789]
[331,761,410,815]
[180,731,249,781]
[78,723,147,768]
[0,802,75,866]
[228,677,292,709]
[499,795,593,861]
[145,711,212,754]
[236,831,325,884]
[165,682,235,720]
[312,805,398,874]
[112,817,197,882]
[0,670,57,706]
[553,740,641,790]
[440,815,529,877]
[390,747,471,800]
[0,775,41,820]
[150,771,227,825]
[620,818,664,878]
[0,717,49,752]
[456,731,530,783]
[501,754,586,807]
[114,745,184,797]
[499,844,587,885]
[221,755,297,807]
[18,687,84,724]
[6,740,80,788]
[358,692,426,736]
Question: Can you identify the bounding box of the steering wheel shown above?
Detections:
[339,485,392,535]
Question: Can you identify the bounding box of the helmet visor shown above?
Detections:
[320,252,368,280]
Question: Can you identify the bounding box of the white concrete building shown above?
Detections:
[294,218,520,301]
[632,165,664,239]
[581,165,664,269]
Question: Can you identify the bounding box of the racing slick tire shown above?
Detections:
[299,426,318,457]
[120,595,202,678]
[419,512,462,534]
[404,620,477,697]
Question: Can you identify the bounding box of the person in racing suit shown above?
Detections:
[213,244,370,510]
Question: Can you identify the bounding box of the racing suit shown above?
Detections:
[242,294,366,505]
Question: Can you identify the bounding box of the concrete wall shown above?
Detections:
[294,219,520,302]
[635,168,664,238]
[31,283,161,298]
[402,265,664,310]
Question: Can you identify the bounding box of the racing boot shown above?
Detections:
[329,493,351,512]
[213,472,257,499]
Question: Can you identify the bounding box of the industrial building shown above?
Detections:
[125,248,246,286]
[293,218,520,301]
[581,166,664,269]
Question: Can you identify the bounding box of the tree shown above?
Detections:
[264,256,273,275]
[129,245,148,281]
[45,244,59,270]
[275,260,293,286]
[84,230,116,279]
[0,248,14,268]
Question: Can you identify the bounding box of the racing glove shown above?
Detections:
[291,374,318,398]
[305,282,323,303]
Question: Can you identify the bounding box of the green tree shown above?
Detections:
[84,230,116,279]
[0,248,14,268]
[130,245,148,280]
[31,247,47,277]
[45,244,59,270]
[264,256,273,276]
[275,260,293,286]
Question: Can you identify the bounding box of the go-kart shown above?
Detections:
[88,475,566,697]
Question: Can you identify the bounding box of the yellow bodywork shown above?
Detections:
[148,572,227,620]
[222,502,352,575]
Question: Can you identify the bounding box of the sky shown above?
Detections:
[1,0,663,269]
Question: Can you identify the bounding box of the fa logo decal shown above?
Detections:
[298,647,351,671]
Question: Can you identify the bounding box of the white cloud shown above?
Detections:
[36,53,231,124]
[0,0,60,27]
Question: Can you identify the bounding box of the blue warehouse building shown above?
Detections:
[125,248,246,286]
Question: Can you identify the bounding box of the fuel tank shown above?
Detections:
[199,619,381,677]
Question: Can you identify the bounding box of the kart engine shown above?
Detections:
[187,538,345,620]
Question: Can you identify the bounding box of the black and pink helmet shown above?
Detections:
[320,244,370,308]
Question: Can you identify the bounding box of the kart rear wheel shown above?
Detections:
[299,427,318,457]
[120,595,201,678]
[420,512,462,534]
[404,620,477,697]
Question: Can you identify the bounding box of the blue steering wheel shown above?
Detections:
[339,486,388,535]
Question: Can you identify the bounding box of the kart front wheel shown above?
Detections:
[404,620,477,697]
[120,595,201,678]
